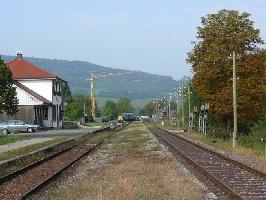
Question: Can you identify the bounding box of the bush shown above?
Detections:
[237,135,264,155]
[237,120,266,155]
[63,121,78,129]
[251,120,266,136]
[208,125,231,140]
[65,103,83,121]
[205,120,266,155]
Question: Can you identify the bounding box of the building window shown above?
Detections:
[52,82,62,96]
[43,107,48,120]
[53,83,56,95]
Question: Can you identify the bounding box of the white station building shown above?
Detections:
[2,52,66,128]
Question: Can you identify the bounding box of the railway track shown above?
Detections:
[153,127,266,200]
[0,139,102,200]
[0,123,128,200]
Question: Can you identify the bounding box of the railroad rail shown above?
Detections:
[0,125,111,178]
[0,139,102,200]
[0,123,128,200]
[0,141,79,185]
[21,141,103,200]
[153,127,266,200]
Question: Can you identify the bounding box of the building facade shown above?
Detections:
[0,52,66,128]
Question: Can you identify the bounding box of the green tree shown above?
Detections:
[0,59,18,115]
[62,83,72,104]
[187,10,265,129]
[140,102,154,117]
[102,100,118,120]
[64,102,83,121]
[70,95,100,118]
[170,101,177,111]
[117,97,134,114]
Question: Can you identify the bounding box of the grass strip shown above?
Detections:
[0,135,30,145]
[81,122,105,127]
[0,137,67,161]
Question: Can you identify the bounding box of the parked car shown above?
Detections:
[0,120,40,134]
[100,116,109,123]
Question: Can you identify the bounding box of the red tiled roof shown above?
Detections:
[7,59,56,79]
[14,81,52,104]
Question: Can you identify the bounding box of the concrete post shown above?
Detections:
[232,51,237,148]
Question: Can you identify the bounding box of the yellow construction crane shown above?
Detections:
[87,72,131,120]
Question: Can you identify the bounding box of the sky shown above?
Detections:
[0,0,265,80]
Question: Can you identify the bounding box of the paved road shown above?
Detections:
[0,126,105,154]
[17,126,104,138]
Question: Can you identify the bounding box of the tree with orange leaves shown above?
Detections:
[187,10,266,130]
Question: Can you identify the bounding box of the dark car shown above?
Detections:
[101,116,109,123]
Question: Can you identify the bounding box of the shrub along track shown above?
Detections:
[151,127,266,200]
[0,124,128,200]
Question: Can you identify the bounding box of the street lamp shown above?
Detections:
[177,87,183,125]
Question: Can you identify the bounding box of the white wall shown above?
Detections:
[19,80,53,101]
[16,86,43,105]
[16,79,64,128]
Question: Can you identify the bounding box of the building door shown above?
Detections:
[34,106,43,127]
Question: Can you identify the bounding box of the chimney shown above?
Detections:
[16,51,22,60]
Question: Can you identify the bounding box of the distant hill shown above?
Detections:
[2,55,181,103]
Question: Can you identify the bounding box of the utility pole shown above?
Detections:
[181,83,184,129]
[199,105,203,133]
[203,103,209,135]
[188,84,191,132]
[90,77,96,120]
[4,111,7,120]
[168,94,171,125]
[153,99,158,121]
[176,88,180,130]
[156,99,159,121]
[88,72,131,120]
[154,99,157,121]
[191,106,197,132]
[232,51,237,147]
